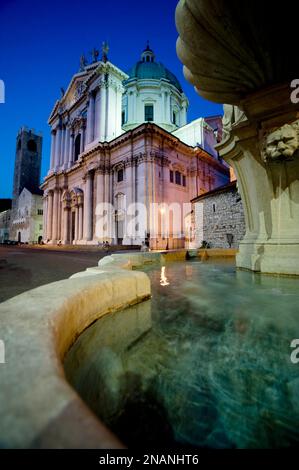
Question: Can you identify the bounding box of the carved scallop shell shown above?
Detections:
[175,0,299,104]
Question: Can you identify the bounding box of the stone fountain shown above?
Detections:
[176,0,299,275]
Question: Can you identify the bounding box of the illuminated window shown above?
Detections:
[144,104,154,122]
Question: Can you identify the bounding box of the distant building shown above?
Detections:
[0,210,11,243]
[191,181,245,249]
[10,188,43,243]
[13,127,42,207]
[8,127,43,243]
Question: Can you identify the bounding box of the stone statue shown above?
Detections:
[79,54,87,71]
[91,48,99,63]
[262,121,299,162]
[102,41,109,63]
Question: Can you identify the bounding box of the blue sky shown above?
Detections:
[0,0,223,198]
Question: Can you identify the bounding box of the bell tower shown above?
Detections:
[13,127,42,205]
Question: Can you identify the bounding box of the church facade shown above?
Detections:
[41,45,229,248]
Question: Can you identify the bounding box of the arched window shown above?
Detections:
[27,139,37,152]
[74,134,81,161]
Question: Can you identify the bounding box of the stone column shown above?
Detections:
[95,169,104,240]
[60,129,65,167]
[162,91,166,123]
[57,190,62,241]
[123,161,134,244]
[78,203,83,240]
[50,130,56,170]
[86,91,95,143]
[63,127,70,169]
[52,189,59,242]
[74,206,79,242]
[84,172,94,241]
[63,203,70,244]
[42,196,47,242]
[46,190,53,241]
[80,126,85,154]
[68,132,74,168]
[104,170,110,204]
[99,84,107,141]
[54,126,62,170]
[166,93,171,124]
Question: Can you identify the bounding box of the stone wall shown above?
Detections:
[202,186,245,249]
[192,183,245,249]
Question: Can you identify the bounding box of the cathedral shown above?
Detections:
[41,44,229,248]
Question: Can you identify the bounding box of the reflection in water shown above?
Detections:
[65,260,299,448]
[160,266,170,286]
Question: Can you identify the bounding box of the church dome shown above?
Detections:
[125,43,183,93]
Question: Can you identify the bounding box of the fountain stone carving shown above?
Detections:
[176,0,299,275]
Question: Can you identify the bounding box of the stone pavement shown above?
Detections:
[0,245,138,302]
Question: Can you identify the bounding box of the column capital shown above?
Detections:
[84,169,95,180]
[88,89,97,100]
[95,166,104,175]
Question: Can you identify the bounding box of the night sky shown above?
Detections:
[0,0,223,198]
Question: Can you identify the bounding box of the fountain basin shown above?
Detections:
[0,254,151,448]
[65,259,299,448]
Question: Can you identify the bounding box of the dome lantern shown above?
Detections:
[141,41,155,63]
